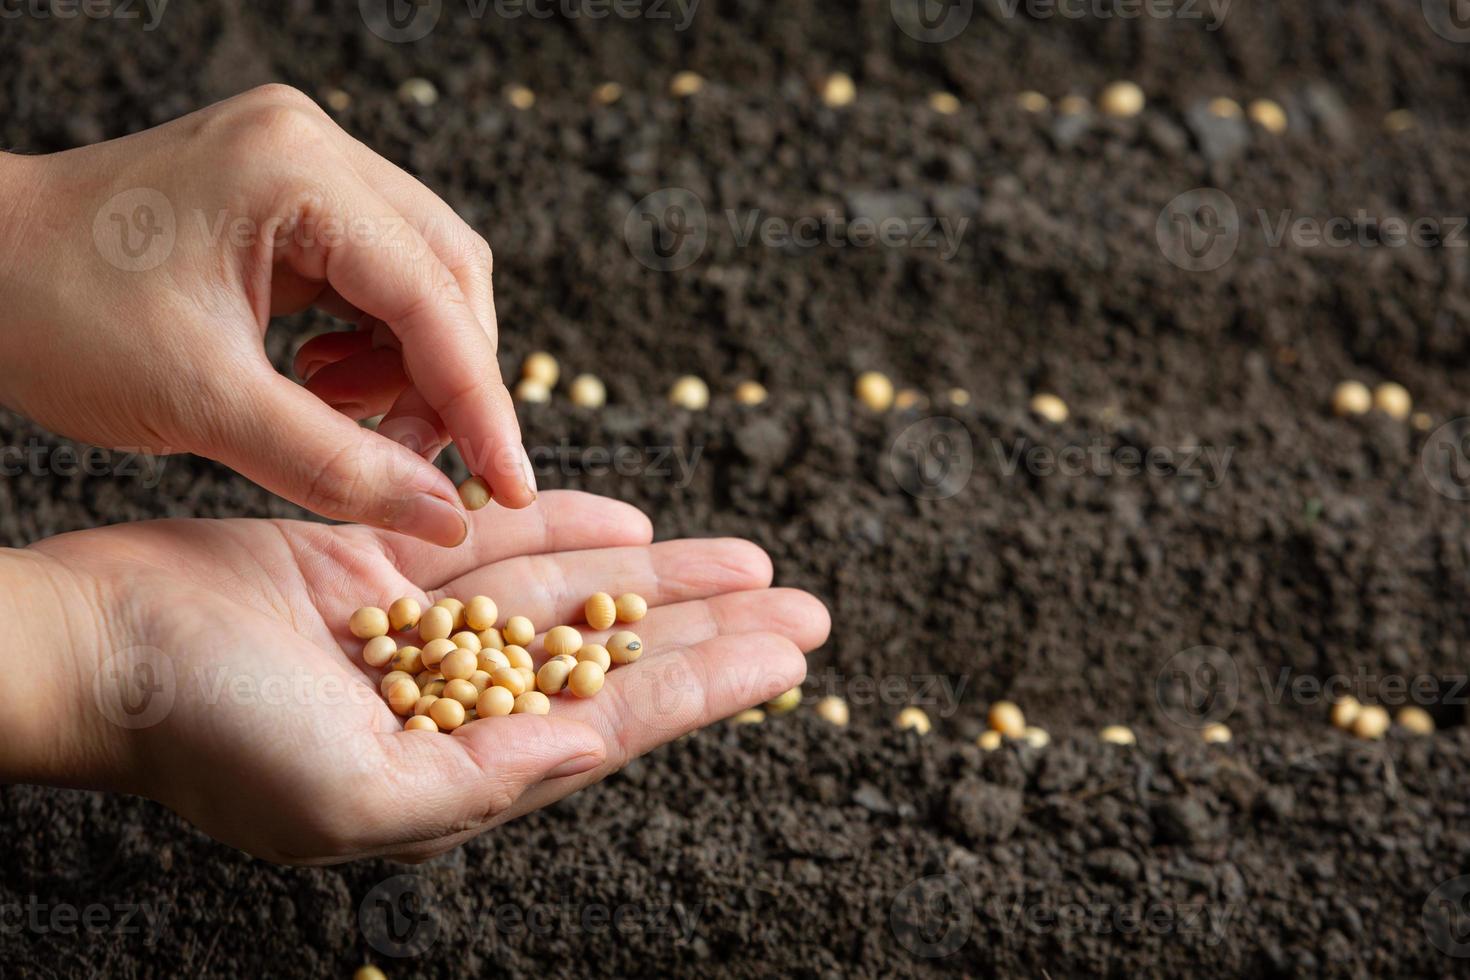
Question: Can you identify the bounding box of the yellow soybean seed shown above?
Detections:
[1398,705,1435,735]
[1331,381,1372,417]
[948,388,971,406]
[354,967,388,980]
[478,685,516,717]
[515,378,551,403]
[977,730,1003,751]
[585,592,617,631]
[1098,80,1144,118]
[491,667,529,696]
[767,688,801,714]
[593,81,623,105]
[1207,96,1242,118]
[380,671,416,697]
[506,84,535,110]
[670,70,704,97]
[465,596,498,631]
[412,695,438,717]
[732,708,765,725]
[477,627,505,650]
[615,593,648,623]
[577,644,612,671]
[822,72,856,108]
[855,371,894,411]
[468,670,492,693]
[927,91,960,115]
[814,696,849,726]
[414,669,437,688]
[517,666,537,689]
[504,616,535,647]
[451,631,483,653]
[440,649,478,682]
[896,707,931,734]
[350,606,390,639]
[988,701,1026,738]
[478,649,511,673]
[419,605,454,642]
[1099,725,1136,745]
[568,661,605,698]
[388,597,422,632]
[536,657,576,695]
[1016,90,1049,113]
[362,635,397,668]
[1330,696,1361,730]
[523,351,560,387]
[608,631,644,664]
[669,376,710,410]
[1022,726,1050,748]
[1373,382,1412,420]
[513,691,552,715]
[421,638,458,669]
[545,626,583,658]
[458,476,492,511]
[434,598,465,630]
[404,715,438,733]
[503,645,534,671]
[387,679,420,716]
[1352,704,1390,740]
[569,374,607,408]
[734,380,768,405]
[391,646,423,675]
[1057,94,1089,115]
[1201,723,1232,744]
[894,389,926,411]
[443,679,479,708]
[1030,393,1068,423]
[1248,98,1287,133]
[429,697,466,731]
[398,77,438,107]
[422,679,446,698]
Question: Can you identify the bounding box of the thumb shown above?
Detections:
[202,370,468,546]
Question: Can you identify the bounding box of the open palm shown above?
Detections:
[34,491,828,864]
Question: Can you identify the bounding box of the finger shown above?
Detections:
[440,537,773,631]
[376,385,449,462]
[294,329,372,381]
[370,489,653,588]
[208,368,468,546]
[304,348,410,418]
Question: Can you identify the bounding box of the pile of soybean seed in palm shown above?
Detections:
[348,591,647,733]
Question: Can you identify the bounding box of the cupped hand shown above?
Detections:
[0,83,530,546]
[26,492,829,864]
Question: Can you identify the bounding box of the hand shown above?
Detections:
[0,83,533,547]
[7,492,829,864]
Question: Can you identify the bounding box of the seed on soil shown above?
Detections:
[1397,705,1435,734]
[977,730,1003,751]
[855,371,894,411]
[616,593,648,623]
[404,715,438,733]
[1057,94,1090,115]
[1098,80,1144,118]
[1207,97,1242,118]
[522,351,559,387]
[814,695,849,726]
[593,81,623,105]
[669,375,710,410]
[513,691,552,715]
[477,685,516,717]
[1373,382,1412,420]
[734,380,768,405]
[380,671,416,697]
[388,597,421,632]
[362,635,397,668]
[1248,98,1287,133]
[440,649,478,682]
[1016,90,1049,113]
[397,77,437,107]
[1099,725,1136,745]
[545,625,583,658]
[458,476,492,511]
[1384,109,1415,133]
[948,388,971,406]
[536,657,576,695]
[1412,411,1433,432]
[503,616,535,647]
[503,645,534,671]
[1331,381,1372,417]
[732,708,765,725]
[988,701,1026,738]
[413,695,438,717]
[428,696,466,731]
[391,646,423,674]
[670,71,704,97]
[1329,695,1361,729]
[418,605,454,642]
[569,374,607,408]
[928,92,960,115]
[822,72,855,107]
[349,606,389,639]
[465,596,497,631]
[1022,726,1050,748]
[1351,704,1390,740]
[585,592,617,630]
[506,84,535,110]
[322,88,352,112]
[421,637,458,669]
[577,644,612,671]
[386,679,420,716]
[766,687,801,714]
[1029,393,1069,423]
[608,631,644,664]
[568,660,606,698]
[894,389,926,411]
[443,679,479,708]
[515,378,552,403]
[896,706,931,734]
[1201,723,1232,744]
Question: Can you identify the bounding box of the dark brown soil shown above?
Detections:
[4,0,1470,976]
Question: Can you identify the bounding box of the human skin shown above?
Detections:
[0,491,830,864]
[0,83,536,547]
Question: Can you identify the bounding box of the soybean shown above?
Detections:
[504,616,535,647]
[569,374,607,408]
[608,631,644,664]
[855,372,894,411]
[522,351,560,387]
[491,667,530,697]
[536,657,575,695]
[615,593,648,623]
[362,635,397,669]
[767,688,801,714]
[545,625,583,658]
[988,701,1026,738]
[391,646,423,675]
[513,691,552,715]
[669,376,710,410]
[404,716,438,733]
[440,649,478,682]
[465,595,498,631]
[895,706,931,734]
[502,644,534,671]
[386,679,420,716]
[568,661,606,698]
[451,631,483,653]
[577,644,612,671]
[478,686,516,717]
[459,476,492,511]
[428,697,466,732]
[443,679,479,709]
[814,696,849,726]
[419,605,454,642]
[388,597,422,632]
[585,592,617,631]
[421,638,458,669]
[350,606,390,640]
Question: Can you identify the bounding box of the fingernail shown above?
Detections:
[547,752,602,780]
[389,493,467,547]
[518,446,538,498]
